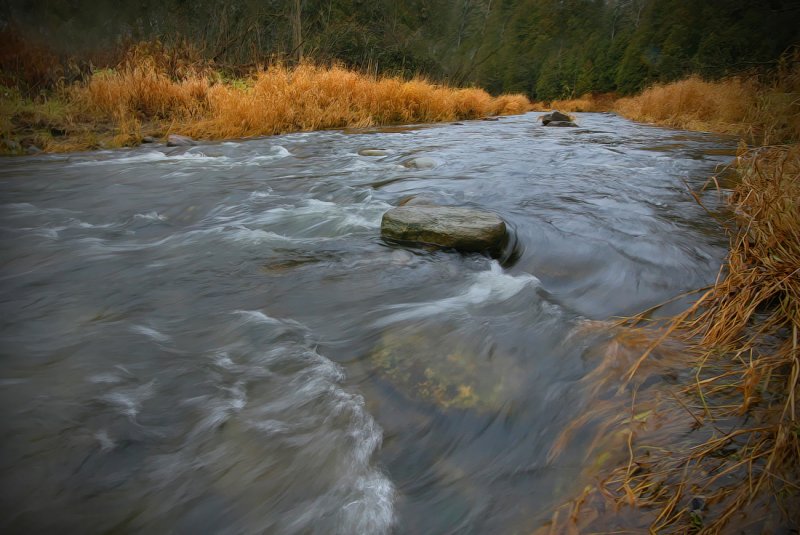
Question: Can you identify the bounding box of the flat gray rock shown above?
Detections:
[166,134,197,147]
[358,148,389,156]
[381,206,507,253]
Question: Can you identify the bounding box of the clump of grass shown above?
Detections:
[185,64,530,138]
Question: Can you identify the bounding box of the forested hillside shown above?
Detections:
[3,0,799,98]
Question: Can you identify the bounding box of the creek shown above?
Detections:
[0,113,735,533]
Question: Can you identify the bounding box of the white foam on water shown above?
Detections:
[247,190,272,199]
[97,380,155,418]
[29,227,62,239]
[130,325,172,343]
[70,151,169,166]
[250,145,291,160]
[94,430,115,452]
[374,261,540,327]
[2,202,38,212]
[179,315,396,534]
[232,310,283,325]
[133,211,167,222]
[169,151,227,162]
[69,150,231,167]
[88,372,125,384]
[224,227,297,244]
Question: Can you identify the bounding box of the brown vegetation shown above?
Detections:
[539,54,800,534]
[614,56,800,145]
[0,41,530,154]
[545,92,619,113]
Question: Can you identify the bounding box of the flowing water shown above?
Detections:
[0,113,736,534]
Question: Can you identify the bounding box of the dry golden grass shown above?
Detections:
[547,92,618,113]
[1,53,530,153]
[615,58,800,144]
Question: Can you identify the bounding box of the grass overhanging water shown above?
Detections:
[538,53,800,534]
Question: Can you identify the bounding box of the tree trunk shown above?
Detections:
[291,0,303,61]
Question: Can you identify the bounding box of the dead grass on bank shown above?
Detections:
[614,53,800,145]
[538,147,799,535]
[1,49,530,153]
[540,58,800,533]
[548,92,618,113]
[611,146,799,534]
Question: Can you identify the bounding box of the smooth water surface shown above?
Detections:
[0,113,735,533]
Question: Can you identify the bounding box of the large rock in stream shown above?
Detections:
[541,110,577,127]
[381,206,507,254]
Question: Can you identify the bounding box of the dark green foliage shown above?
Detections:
[2,0,799,97]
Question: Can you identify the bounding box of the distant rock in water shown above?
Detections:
[166,134,197,147]
[381,205,507,254]
[541,111,576,126]
[402,156,439,169]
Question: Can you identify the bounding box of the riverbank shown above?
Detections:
[539,57,800,533]
[1,47,529,155]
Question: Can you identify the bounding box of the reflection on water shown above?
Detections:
[0,113,734,533]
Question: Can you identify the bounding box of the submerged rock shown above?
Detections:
[371,328,524,411]
[166,134,197,147]
[381,205,507,254]
[402,156,439,169]
[541,110,573,125]
[358,148,389,156]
